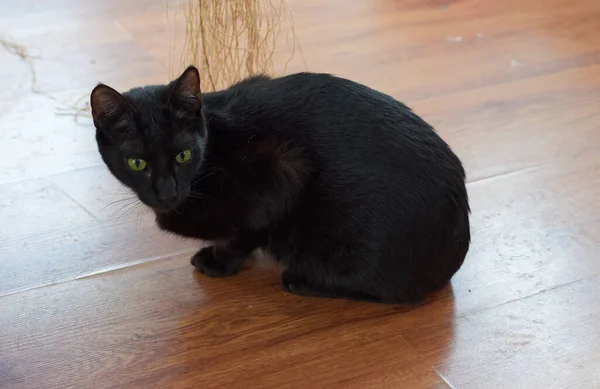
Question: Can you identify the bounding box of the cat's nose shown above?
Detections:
[155,177,178,204]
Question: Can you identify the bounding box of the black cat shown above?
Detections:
[90,66,470,303]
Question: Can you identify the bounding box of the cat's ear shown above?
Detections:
[90,84,129,128]
[169,65,202,113]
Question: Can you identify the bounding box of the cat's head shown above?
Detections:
[90,66,206,213]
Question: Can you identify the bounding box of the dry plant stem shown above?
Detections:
[1,38,91,122]
[168,0,305,92]
[198,0,216,90]
[1,39,39,95]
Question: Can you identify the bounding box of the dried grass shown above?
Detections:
[167,0,304,92]
[1,39,39,93]
[1,38,91,122]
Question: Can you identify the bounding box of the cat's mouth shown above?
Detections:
[152,199,186,213]
[152,204,180,214]
[147,194,187,214]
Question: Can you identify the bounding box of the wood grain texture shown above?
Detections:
[1,0,599,388]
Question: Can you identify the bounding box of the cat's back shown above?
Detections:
[212,72,439,150]
[222,72,409,122]
[253,73,460,178]
[209,72,463,188]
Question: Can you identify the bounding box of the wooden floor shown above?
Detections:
[1,0,599,388]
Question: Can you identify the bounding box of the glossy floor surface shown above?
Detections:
[1,0,599,388]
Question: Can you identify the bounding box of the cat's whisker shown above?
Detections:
[120,201,144,220]
[186,192,206,200]
[192,171,217,185]
[135,203,150,230]
[95,169,114,181]
[108,199,140,221]
[97,191,135,198]
[192,164,223,182]
[101,196,139,212]
[109,204,136,221]
[95,194,136,204]
[102,198,136,210]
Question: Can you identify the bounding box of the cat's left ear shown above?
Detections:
[169,65,202,113]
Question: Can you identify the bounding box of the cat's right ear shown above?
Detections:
[168,66,202,115]
[90,84,129,129]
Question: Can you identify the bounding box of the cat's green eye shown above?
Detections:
[127,158,147,172]
[175,149,192,164]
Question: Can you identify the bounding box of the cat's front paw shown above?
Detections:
[190,246,240,277]
[281,270,310,295]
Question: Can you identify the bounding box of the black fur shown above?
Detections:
[90,66,470,304]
